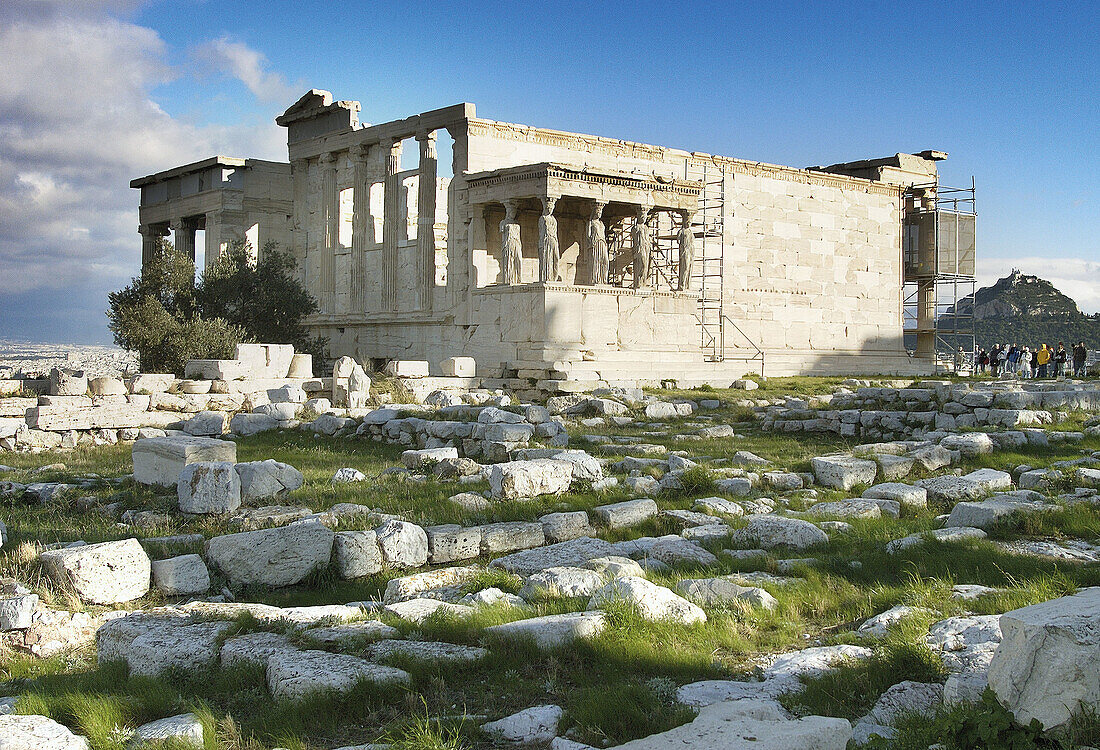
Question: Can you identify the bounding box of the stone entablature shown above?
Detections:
[131,157,292,271]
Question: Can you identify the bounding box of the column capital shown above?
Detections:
[290,157,309,171]
[349,143,370,162]
[385,140,402,175]
[319,151,338,166]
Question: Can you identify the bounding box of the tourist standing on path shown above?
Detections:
[1037,344,1051,378]
[1073,342,1088,377]
[1020,347,1033,379]
[1055,342,1068,377]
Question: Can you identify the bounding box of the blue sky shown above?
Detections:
[1,0,1097,343]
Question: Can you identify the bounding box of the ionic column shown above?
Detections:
[381,140,402,311]
[499,199,522,285]
[171,218,196,263]
[350,144,370,312]
[204,211,225,270]
[631,205,652,289]
[677,209,696,291]
[319,152,338,314]
[584,200,608,285]
[416,131,439,310]
[537,196,560,283]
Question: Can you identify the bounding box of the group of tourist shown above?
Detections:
[976,341,1090,378]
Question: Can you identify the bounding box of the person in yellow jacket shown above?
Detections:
[1037,344,1051,378]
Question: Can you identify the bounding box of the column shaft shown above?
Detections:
[416,133,438,310]
[381,141,402,311]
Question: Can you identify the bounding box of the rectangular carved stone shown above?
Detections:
[26,405,150,431]
[133,436,237,487]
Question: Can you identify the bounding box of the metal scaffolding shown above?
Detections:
[902,178,977,371]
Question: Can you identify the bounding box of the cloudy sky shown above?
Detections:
[1,0,1097,343]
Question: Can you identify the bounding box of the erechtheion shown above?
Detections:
[132,90,977,388]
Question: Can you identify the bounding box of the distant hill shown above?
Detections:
[969,270,1081,319]
[937,270,1100,350]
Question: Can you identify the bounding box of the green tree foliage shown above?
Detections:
[195,241,326,362]
[107,239,323,375]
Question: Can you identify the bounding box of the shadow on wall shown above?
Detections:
[797,332,934,378]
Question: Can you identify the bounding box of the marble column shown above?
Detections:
[537,196,559,283]
[585,200,608,285]
[350,144,370,312]
[319,152,338,314]
[416,132,438,310]
[677,209,696,291]
[138,224,165,271]
[500,199,522,285]
[381,140,402,311]
[631,205,652,289]
[170,219,196,263]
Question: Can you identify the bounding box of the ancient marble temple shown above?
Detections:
[132,89,949,385]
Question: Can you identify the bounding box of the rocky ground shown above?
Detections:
[0,340,139,380]
[0,376,1098,750]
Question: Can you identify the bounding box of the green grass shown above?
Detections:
[3,379,1100,749]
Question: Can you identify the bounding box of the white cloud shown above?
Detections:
[977,256,1100,315]
[0,3,287,341]
[192,35,298,103]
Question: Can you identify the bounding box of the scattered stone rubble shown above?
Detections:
[2,372,1099,749]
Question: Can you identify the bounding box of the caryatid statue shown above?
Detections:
[677,209,696,291]
[631,205,652,289]
[500,199,522,285]
[537,196,560,282]
[586,200,609,285]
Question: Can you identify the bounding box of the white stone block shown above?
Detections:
[384,360,430,378]
[441,356,476,377]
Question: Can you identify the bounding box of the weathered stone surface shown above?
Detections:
[940,432,994,458]
[424,524,482,564]
[887,526,987,553]
[235,459,304,500]
[266,649,411,700]
[693,496,745,516]
[97,612,231,677]
[589,576,706,624]
[375,520,428,568]
[488,459,573,500]
[582,556,646,579]
[369,639,487,665]
[219,630,296,668]
[609,698,851,750]
[183,410,228,437]
[303,620,400,646]
[133,436,237,487]
[538,511,591,543]
[811,455,878,490]
[332,467,366,483]
[675,577,777,610]
[593,498,658,529]
[926,615,1002,705]
[490,537,615,575]
[851,682,943,744]
[486,611,605,649]
[805,499,881,519]
[131,713,204,747]
[482,705,563,744]
[915,475,985,503]
[401,446,459,469]
[205,522,334,588]
[0,714,90,750]
[763,644,873,682]
[40,538,150,604]
[522,567,605,599]
[177,461,241,514]
[0,593,38,630]
[863,482,927,509]
[479,521,545,554]
[909,444,953,471]
[441,356,476,377]
[383,597,474,624]
[730,515,827,550]
[383,566,482,603]
[857,605,932,637]
[150,554,209,596]
[988,587,1100,730]
[229,412,278,436]
[946,496,1054,530]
